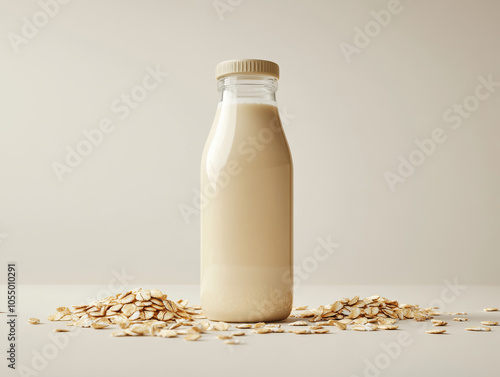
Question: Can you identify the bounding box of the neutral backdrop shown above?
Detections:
[1,0,499,286]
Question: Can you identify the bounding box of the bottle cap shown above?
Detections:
[215,59,279,80]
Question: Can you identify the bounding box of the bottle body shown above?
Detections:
[201,74,293,322]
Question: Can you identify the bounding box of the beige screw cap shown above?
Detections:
[215,59,279,80]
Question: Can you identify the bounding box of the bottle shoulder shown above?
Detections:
[202,102,292,179]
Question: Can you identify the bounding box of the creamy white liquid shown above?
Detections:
[201,102,293,322]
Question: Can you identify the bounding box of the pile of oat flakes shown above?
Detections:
[29,289,498,343]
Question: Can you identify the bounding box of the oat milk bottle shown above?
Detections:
[201,59,293,322]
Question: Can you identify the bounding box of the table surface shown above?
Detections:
[2,284,498,377]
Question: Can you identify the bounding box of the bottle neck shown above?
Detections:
[217,74,278,105]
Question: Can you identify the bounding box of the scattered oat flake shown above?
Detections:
[199,322,211,331]
[169,322,182,330]
[453,318,468,322]
[332,321,347,330]
[352,325,377,332]
[91,322,109,329]
[312,328,330,334]
[123,328,140,336]
[481,321,498,326]
[188,329,202,337]
[378,325,399,330]
[54,329,70,332]
[353,318,367,325]
[111,331,127,337]
[233,331,245,336]
[191,314,207,319]
[351,326,367,332]
[466,327,491,332]
[252,322,266,328]
[235,324,252,329]
[217,334,233,340]
[271,328,285,333]
[224,339,240,345]
[289,321,308,326]
[136,291,151,301]
[348,296,359,306]
[158,329,177,338]
[293,306,308,310]
[432,320,447,327]
[289,328,312,334]
[426,329,446,334]
[133,324,151,335]
[377,318,396,325]
[347,307,361,319]
[484,308,498,312]
[214,322,229,331]
[191,323,204,333]
[150,289,164,299]
[252,328,273,334]
[121,304,136,317]
[294,310,314,318]
[185,333,201,341]
[28,318,40,325]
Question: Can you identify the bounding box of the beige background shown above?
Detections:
[0,0,499,286]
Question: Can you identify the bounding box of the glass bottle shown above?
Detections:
[201,59,293,322]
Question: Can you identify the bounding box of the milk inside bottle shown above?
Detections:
[201,59,293,322]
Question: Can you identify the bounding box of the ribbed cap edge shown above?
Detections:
[215,59,279,80]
